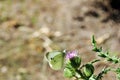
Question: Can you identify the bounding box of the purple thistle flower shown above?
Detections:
[66,50,78,60]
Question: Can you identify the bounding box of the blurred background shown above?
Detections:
[0,0,120,80]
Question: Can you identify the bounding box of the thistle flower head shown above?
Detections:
[66,50,78,60]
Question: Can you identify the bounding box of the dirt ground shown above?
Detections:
[0,0,120,80]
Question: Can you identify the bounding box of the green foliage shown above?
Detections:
[64,57,81,78]
[92,35,102,52]
[92,35,120,64]
[64,67,75,78]
[115,68,120,79]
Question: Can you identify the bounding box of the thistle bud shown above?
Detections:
[70,57,81,69]
[82,64,94,78]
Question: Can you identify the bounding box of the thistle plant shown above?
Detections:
[46,35,120,80]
